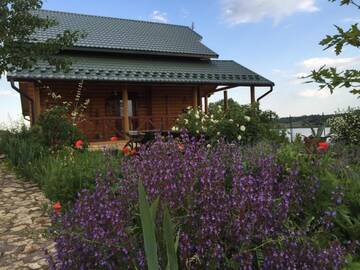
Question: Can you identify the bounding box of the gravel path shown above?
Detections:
[0,157,54,270]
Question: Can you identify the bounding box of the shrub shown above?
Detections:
[328,108,360,145]
[36,106,87,149]
[51,135,353,269]
[173,100,286,144]
[35,147,122,204]
[0,127,48,179]
[0,123,122,204]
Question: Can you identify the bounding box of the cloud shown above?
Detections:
[298,89,331,98]
[343,17,360,23]
[300,56,360,70]
[150,10,168,23]
[221,0,318,25]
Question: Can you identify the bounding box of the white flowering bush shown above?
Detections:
[172,106,250,143]
[328,108,360,145]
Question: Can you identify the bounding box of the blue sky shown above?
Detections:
[1,0,359,125]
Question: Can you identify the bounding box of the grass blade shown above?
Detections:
[163,206,179,270]
[138,181,159,270]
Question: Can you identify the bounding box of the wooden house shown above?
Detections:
[7,9,274,142]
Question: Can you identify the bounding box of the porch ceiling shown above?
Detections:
[7,55,274,86]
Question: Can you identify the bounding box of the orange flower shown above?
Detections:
[122,146,131,155]
[317,142,329,152]
[53,201,62,214]
[110,136,118,141]
[178,143,185,152]
[74,140,84,149]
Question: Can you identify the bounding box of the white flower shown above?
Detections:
[195,113,200,119]
[217,131,221,136]
[184,119,189,125]
[237,135,242,141]
[171,126,178,132]
[244,116,251,122]
[196,130,200,134]
[240,125,246,132]
[206,144,211,148]
[229,119,233,122]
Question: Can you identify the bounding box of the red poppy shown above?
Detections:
[110,136,118,141]
[74,140,84,149]
[317,142,329,152]
[130,149,137,156]
[53,201,62,214]
[122,146,131,155]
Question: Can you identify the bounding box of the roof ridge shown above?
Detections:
[37,9,202,38]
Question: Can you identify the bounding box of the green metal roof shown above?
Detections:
[31,9,218,58]
[7,55,274,86]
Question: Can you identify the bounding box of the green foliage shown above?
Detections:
[163,206,179,270]
[138,181,159,270]
[138,181,179,270]
[306,0,360,96]
[0,124,122,204]
[173,99,286,144]
[328,108,360,144]
[36,105,87,149]
[0,127,48,179]
[0,0,84,75]
[275,141,360,259]
[35,148,121,203]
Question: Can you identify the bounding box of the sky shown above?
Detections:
[1,0,359,125]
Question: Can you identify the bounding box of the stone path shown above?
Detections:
[0,157,54,270]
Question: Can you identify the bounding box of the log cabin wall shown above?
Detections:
[19,80,205,141]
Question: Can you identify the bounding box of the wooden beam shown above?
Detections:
[33,86,41,122]
[122,86,130,135]
[192,87,198,109]
[250,86,256,104]
[204,95,209,115]
[223,90,228,111]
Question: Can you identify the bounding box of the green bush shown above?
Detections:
[275,142,360,260]
[34,147,122,204]
[173,99,287,144]
[0,121,122,205]
[0,127,48,180]
[36,105,87,149]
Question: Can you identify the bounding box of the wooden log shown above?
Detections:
[122,86,130,135]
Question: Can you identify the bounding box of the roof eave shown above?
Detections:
[64,46,219,59]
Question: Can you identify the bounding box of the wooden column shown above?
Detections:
[223,90,228,111]
[122,86,130,135]
[33,86,41,122]
[250,86,256,105]
[204,95,209,115]
[192,87,198,109]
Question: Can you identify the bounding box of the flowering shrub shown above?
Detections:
[50,134,353,269]
[173,100,286,144]
[173,106,250,143]
[328,108,360,145]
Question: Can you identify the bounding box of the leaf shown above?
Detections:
[163,206,179,270]
[138,181,159,270]
[255,249,264,269]
[150,197,159,223]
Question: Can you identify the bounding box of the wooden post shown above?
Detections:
[193,87,198,109]
[204,95,208,115]
[223,90,228,111]
[33,86,41,122]
[250,86,256,105]
[122,86,130,135]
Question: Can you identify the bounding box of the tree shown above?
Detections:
[307,0,360,97]
[0,0,84,77]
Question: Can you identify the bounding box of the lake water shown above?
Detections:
[286,127,331,141]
